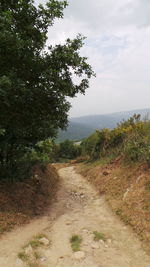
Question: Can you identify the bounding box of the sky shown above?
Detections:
[36,0,150,117]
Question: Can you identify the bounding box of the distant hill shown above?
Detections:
[71,108,150,129]
[57,108,150,142]
[56,122,95,142]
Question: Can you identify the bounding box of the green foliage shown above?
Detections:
[18,252,29,262]
[124,127,150,165]
[81,115,150,165]
[81,131,100,158]
[58,139,81,159]
[0,0,94,180]
[70,235,82,252]
[93,231,106,242]
[0,139,58,181]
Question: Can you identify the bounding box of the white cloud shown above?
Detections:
[35,0,150,117]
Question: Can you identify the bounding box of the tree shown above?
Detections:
[0,0,94,178]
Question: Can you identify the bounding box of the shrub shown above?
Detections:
[59,140,81,159]
[81,115,150,165]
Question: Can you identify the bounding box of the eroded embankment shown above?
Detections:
[0,164,59,235]
[77,160,150,254]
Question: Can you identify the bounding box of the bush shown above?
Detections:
[0,139,58,181]
[123,119,150,164]
[59,140,81,159]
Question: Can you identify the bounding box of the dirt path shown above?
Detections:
[0,166,150,267]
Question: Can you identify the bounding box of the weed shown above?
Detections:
[70,235,82,252]
[115,208,122,216]
[25,234,47,249]
[93,231,106,242]
[35,233,46,239]
[28,239,42,248]
[18,252,29,262]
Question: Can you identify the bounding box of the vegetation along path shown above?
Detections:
[0,166,150,267]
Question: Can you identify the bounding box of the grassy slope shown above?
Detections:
[77,158,150,254]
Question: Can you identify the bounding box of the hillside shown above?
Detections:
[58,108,150,142]
[71,108,150,128]
[57,122,95,142]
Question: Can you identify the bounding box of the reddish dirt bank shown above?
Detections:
[0,164,59,235]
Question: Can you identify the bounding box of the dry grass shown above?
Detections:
[77,160,150,254]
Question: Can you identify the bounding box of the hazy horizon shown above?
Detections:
[69,107,150,119]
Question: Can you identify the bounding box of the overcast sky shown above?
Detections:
[36,0,150,117]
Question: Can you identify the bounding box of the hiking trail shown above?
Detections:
[0,166,150,267]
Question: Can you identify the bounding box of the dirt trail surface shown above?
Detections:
[0,166,150,267]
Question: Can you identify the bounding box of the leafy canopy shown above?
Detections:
[0,0,94,178]
[0,0,94,142]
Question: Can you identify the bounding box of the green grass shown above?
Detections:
[25,234,48,249]
[18,252,29,262]
[86,154,116,167]
[35,233,46,239]
[70,235,82,252]
[28,239,43,248]
[93,231,106,242]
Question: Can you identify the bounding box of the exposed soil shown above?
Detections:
[0,166,150,266]
[77,160,150,254]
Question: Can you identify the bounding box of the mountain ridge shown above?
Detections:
[57,108,150,142]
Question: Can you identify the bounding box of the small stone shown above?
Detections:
[74,251,85,260]
[40,257,47,262]
[99,240,105,244]
[104,244,108,248]
[66,221,71,225]
[91,242,100,249]
[24,245,33,256]
[39,237,49,246]
[107,239,112,244]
